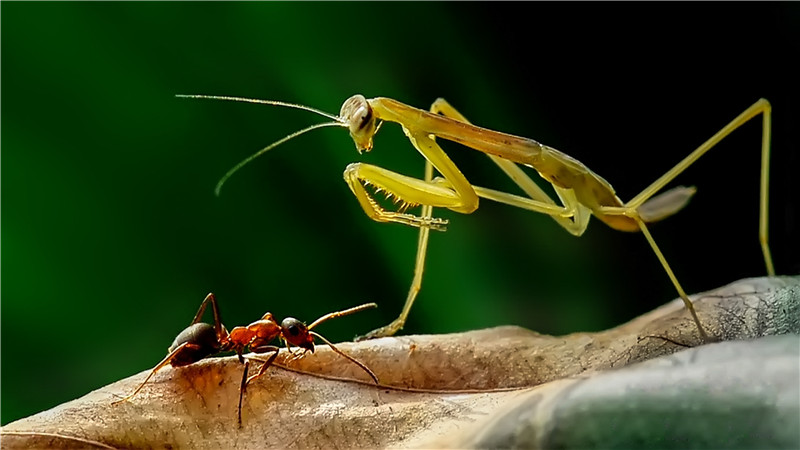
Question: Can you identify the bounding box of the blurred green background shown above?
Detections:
[2,3,798,425]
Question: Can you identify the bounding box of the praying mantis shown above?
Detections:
[179,93,774,342]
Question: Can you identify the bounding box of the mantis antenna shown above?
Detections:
[175,94,346,195]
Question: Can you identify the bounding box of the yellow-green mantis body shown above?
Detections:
[179,93,774,341]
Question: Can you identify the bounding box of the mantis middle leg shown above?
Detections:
[429,98,593,236]
[357,161,435,340]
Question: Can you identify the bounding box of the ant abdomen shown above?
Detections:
[168,322,221,366]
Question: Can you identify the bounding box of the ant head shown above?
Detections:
[281,317,315,352]
[340,95,378,154]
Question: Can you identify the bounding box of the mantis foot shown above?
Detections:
[355,319,405,341]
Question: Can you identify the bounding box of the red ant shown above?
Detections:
[112,293,379,425]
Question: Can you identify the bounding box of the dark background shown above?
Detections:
[3,3,798,425]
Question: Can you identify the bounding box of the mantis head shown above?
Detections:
[339,95,379,154]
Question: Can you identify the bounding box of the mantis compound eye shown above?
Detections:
[354,105,372,130]
[340,94,376,153]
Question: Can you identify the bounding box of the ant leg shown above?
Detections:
[287,349,310,363]
[245,348,280,385]
[111,342,191,405]
[237,348,279,426]
[188,293,214,325]
[188,293,227,341]
[237,359,249,427]
[281,339,299,359]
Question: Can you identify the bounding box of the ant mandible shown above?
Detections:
[112,293,379,426]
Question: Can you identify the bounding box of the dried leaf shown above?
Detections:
[2,276,798,449]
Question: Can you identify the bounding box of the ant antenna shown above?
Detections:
[302,302,379,383]
[309,330,379,384]
[308,303,378,330]
[175,94,347,196]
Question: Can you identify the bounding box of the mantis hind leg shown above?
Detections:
[626,98,774,276]
[600,99,774,341]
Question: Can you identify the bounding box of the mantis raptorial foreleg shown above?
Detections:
[343,162,449,231]
[343,132,478,221]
